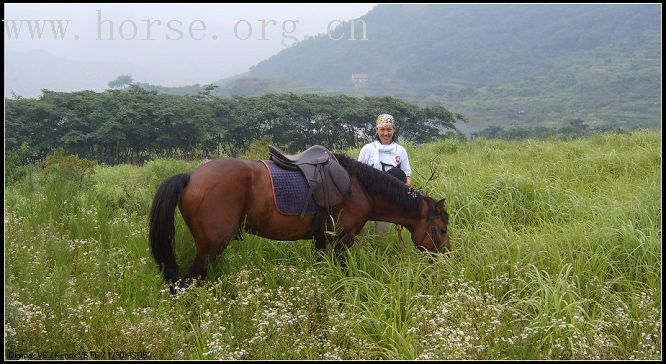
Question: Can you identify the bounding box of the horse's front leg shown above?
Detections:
[332,234,351,269]
[313,229,328,259]
[312,226,347,260]
[319,206,368,267]
[310,222,353,266]
[330,219,367,269]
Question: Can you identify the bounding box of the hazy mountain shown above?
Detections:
[4,49,151,98]
[250,4,660,90]
[246,4,661,128]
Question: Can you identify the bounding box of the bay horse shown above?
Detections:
[149,152,450,289]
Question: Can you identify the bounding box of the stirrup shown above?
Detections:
[324,213,336,236]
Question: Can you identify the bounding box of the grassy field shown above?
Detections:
[4,131,661,360]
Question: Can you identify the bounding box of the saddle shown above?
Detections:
[269,145,352,235]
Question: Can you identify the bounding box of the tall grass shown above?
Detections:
[5,131,661,359]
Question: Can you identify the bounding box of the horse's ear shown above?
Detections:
[436,198,446,211]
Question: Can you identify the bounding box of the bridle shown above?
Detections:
[396,198,448,253]
[419,198,445,252]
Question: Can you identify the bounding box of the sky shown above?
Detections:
[5,3,378,86]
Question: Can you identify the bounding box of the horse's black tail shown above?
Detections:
[149,173,190,284]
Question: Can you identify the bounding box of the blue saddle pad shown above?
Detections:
[263,160,316,215]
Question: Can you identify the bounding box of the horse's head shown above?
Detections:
[412,197,450,253]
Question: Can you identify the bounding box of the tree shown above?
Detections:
[194,84,219,100]
[108,75,134,89]
[5,91,464,163]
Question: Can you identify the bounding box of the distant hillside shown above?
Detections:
[247,4,662,129]
[214,77,322,96]
[137,74,324,97]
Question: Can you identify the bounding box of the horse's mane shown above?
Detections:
[334,153,424,217]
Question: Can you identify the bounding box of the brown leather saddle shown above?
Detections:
[269,145,352,235]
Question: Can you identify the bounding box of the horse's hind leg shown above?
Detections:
[185,247,214,283]
[181,219,240,288]
[180,238,229,289]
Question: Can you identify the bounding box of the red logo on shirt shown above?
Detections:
[395,155,401,164]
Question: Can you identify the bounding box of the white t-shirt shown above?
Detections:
[358,140,412,177]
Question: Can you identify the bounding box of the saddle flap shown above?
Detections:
[313,162,352,208]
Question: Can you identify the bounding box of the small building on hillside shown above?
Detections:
[351,73,369,86]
